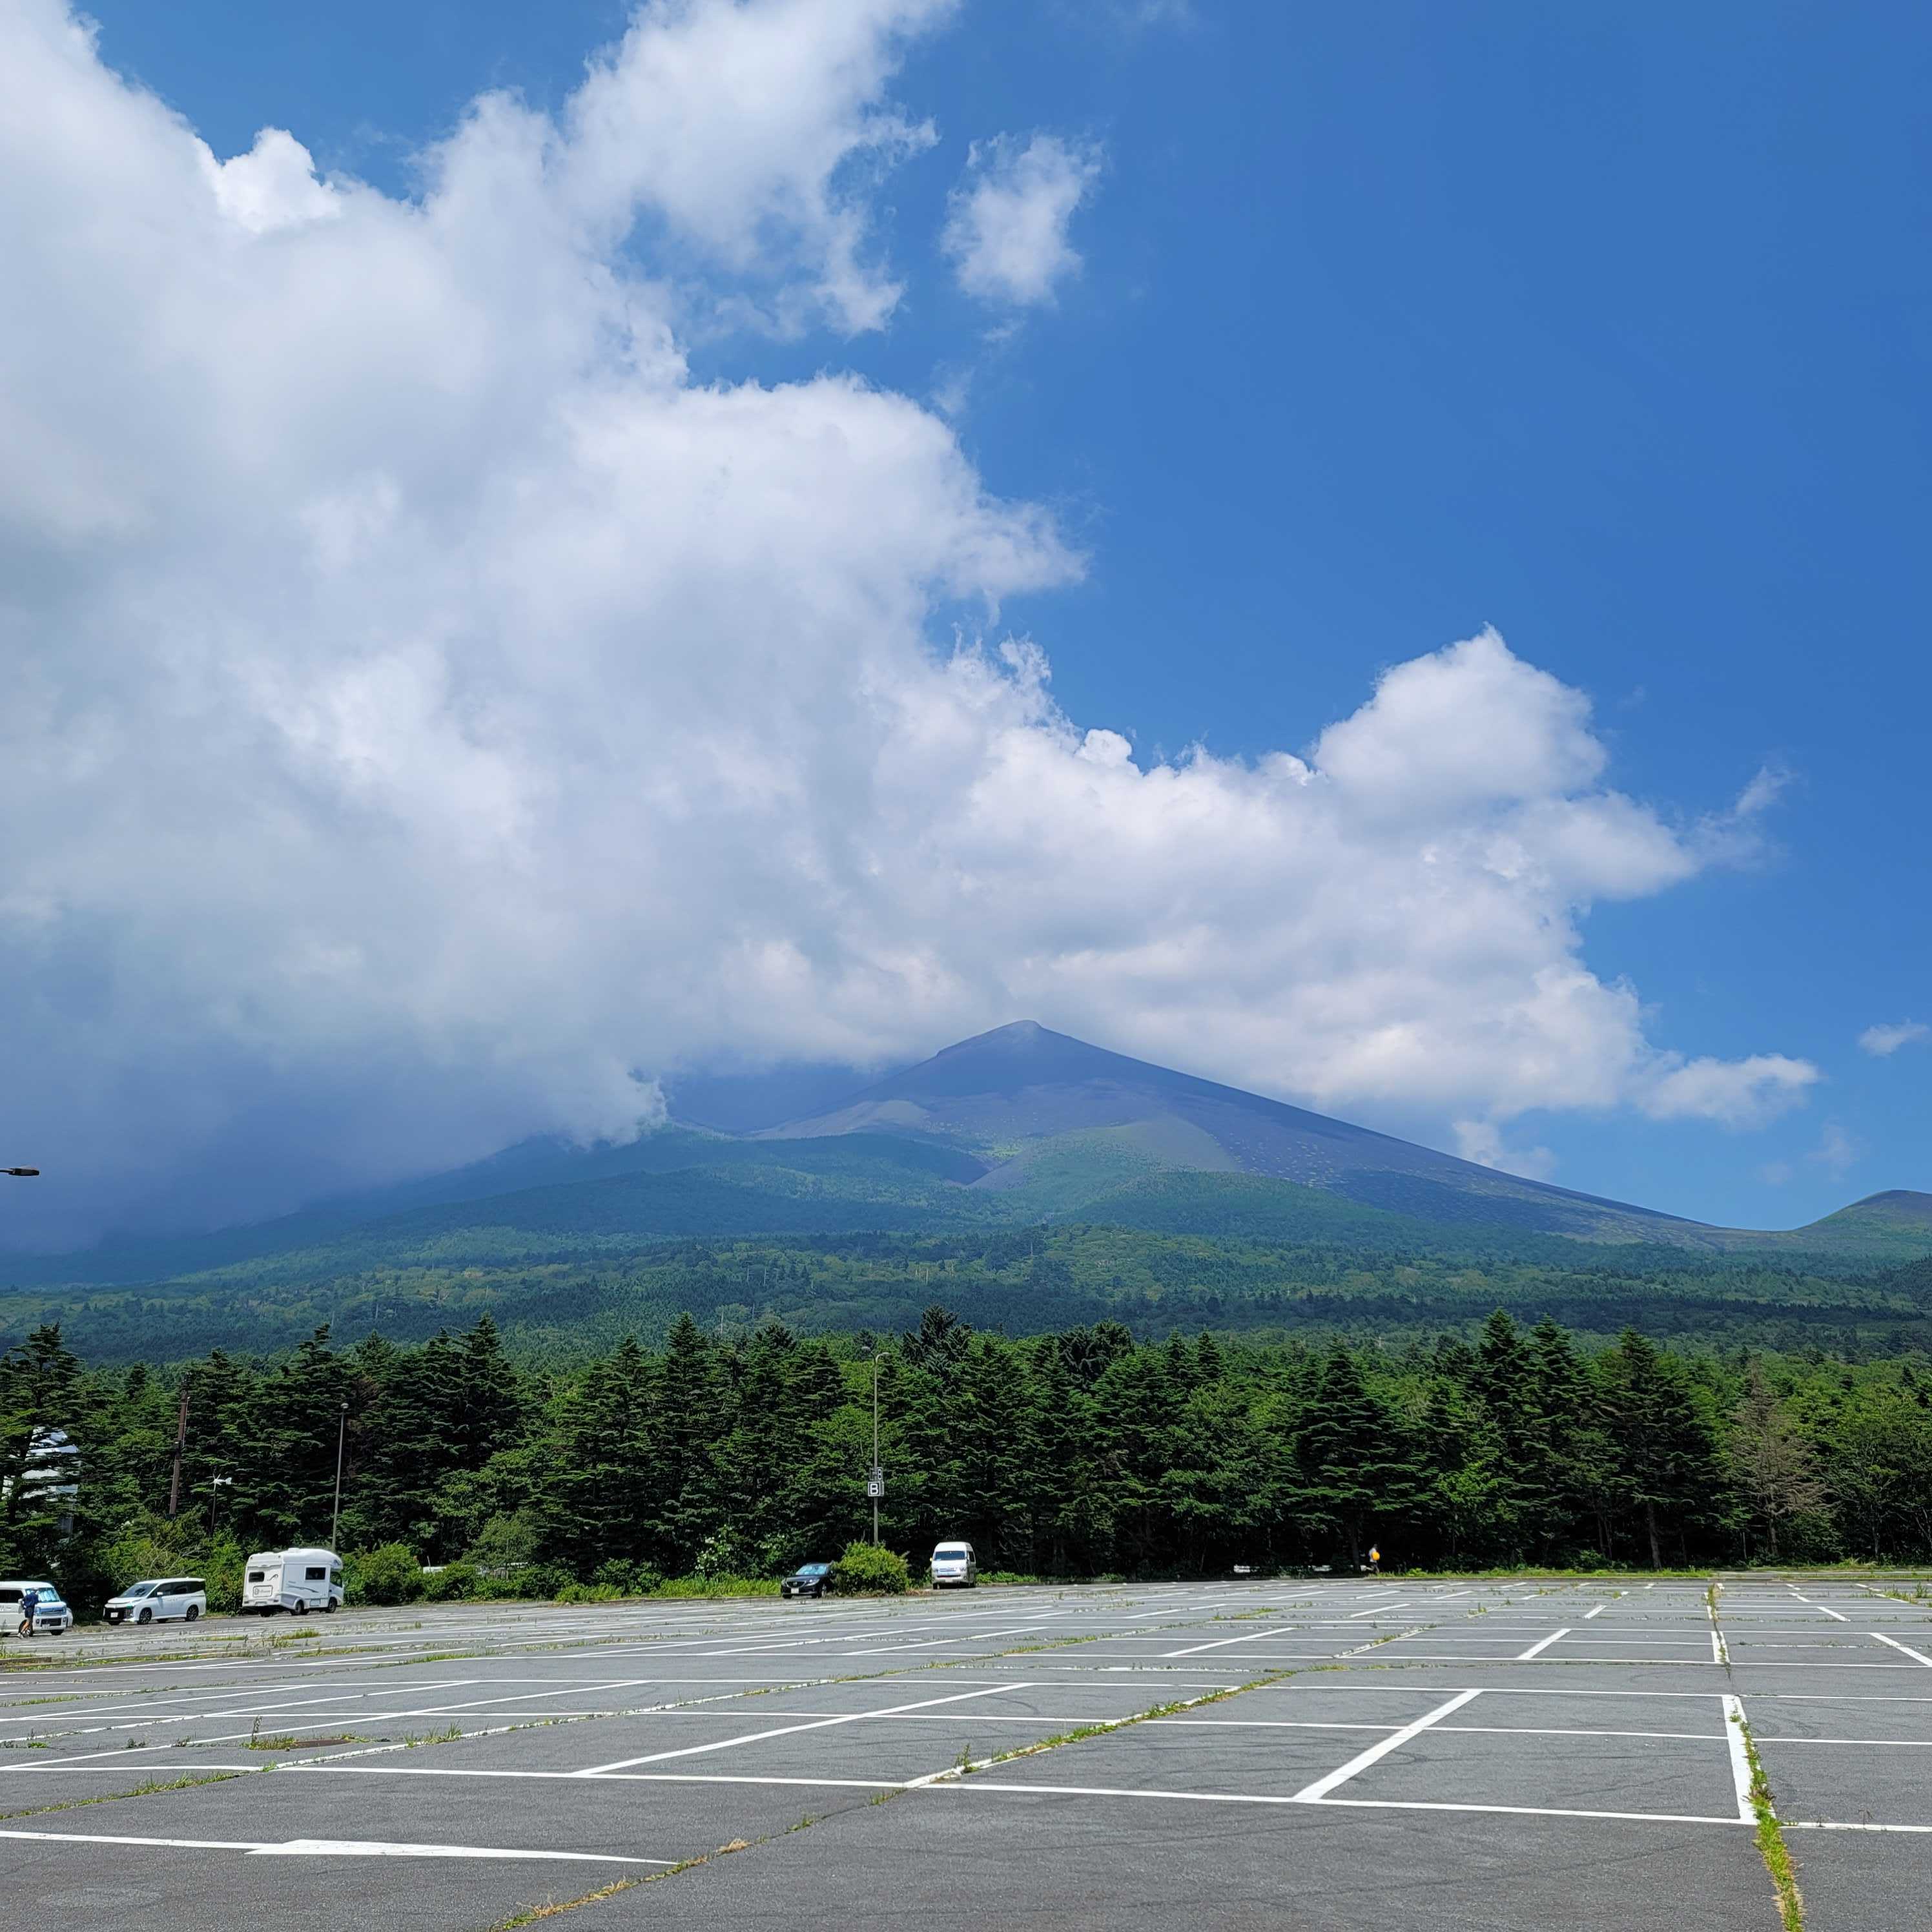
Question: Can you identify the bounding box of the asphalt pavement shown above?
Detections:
[2,1574,1927,1929]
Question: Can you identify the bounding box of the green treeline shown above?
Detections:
[9,1221,1932,1371]
[5,1307,1932,1615]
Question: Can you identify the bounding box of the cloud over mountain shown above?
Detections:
[0,0,1813,1246]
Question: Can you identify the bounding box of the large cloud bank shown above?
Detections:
[0,0,1813,1246]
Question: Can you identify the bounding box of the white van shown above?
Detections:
[242,1547,343,1616]
[930,1541,977,1588]
[0,1579,73,1634]
[103,1576,207,1625]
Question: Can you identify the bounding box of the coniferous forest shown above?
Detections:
[5,1306,1932,1618]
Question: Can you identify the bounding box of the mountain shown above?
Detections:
[5,1022,1930,1363]
[758,1021,1700,1241]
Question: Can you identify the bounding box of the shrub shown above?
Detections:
[347,1543,424,1607]
[555,1581,624,1604]
[475,1562,570,1601]
[692,1527,754,1579]
[832,1540,910,1596]
[651,1574,780,1598]
[201,1538,247,1614]
[420,1560,477,1603]
[462,1511,541,1572]
[592,1559,661,1595]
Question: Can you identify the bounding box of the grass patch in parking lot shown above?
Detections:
[482,1827,777,1928]
[1732,1707,1805,1932]
[930,1669,1295,1782]
[0,1770,245,1823]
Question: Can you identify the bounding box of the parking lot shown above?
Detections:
[3,1576,1929,1929]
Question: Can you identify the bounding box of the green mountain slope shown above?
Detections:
[3,1025,1927,1362]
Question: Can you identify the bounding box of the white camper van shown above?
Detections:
[242,1547,343,1616]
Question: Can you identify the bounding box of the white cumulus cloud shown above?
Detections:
[1860,1020,1930,1058]
[0,0,1815,1248]
[943,132,1103,306]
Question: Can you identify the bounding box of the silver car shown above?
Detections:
[103,1576,207,1625]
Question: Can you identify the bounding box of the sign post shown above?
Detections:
[870,1351,882,1544]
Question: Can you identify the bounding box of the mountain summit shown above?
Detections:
[760,1021,1692,1240]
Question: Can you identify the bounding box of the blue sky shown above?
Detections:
[6,0,1927,1240]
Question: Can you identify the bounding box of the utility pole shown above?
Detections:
[329,1402,347,1552]
[871,1353,880,1546]
[166,1384,189,1519]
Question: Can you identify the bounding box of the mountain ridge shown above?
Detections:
[757,1020,1704,1242]
[3,1023,1927,1296]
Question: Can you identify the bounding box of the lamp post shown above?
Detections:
[207,1474,232,1539]
[1,1168,38,1177]
[329,1402,347,1552]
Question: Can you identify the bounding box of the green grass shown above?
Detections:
[0,1771,243,1823]
[1732,1707,1805,1930]
[399,1722,466,1747]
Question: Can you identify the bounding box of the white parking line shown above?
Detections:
[1874,1633,1932,1668]
[1720,1694,1754,1822]
[1291,1689,1484,1802]
[571,1682,1028,1775]
[924,1782,1746,1827]
[1516,1629,1570,1661]
[1583,1604,1607,1619]
[1152,1720,1726,1742]
[0,1827,667,1862]
[1164,1625,1298,1658]
[1783,1820,1932,1834]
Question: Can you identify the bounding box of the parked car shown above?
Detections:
[242,1547,343,1615]
[103,1576,207,1625]
[0,1579,73,1634]
[781,1562,835,1599]
[930,1541,977,1588]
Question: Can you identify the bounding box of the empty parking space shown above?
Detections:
[3,1577,1929,1927]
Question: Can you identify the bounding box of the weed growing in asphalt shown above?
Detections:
[0,1771,243,1824]
[400,1721,466,1747]
[1732,1707,1804,1931]
[931,1670,1295,1782]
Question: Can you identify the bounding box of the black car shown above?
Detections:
[781,1562,834,1599]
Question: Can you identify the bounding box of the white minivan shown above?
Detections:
[0,1579,73,1634]
[242,1547,343,1616]
[930,1541,978,1588]
[103,1576,207,1625]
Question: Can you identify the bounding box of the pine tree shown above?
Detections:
[1295,1344,1418,1569]
[1727,1362,1825,1559]
[1598,1331,1723,1568]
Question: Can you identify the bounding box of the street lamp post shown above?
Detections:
[872,1351,880,1547]
[1,1168,39,1178]
[329,1402,348,1552]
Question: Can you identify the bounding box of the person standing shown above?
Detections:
[17,1585,40,1638]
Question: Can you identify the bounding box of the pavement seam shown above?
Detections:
[472,1810,823,1929]
[910,1668,1298,1785]
[0,1769,245,1824]
[1730,1703,1806,1932]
